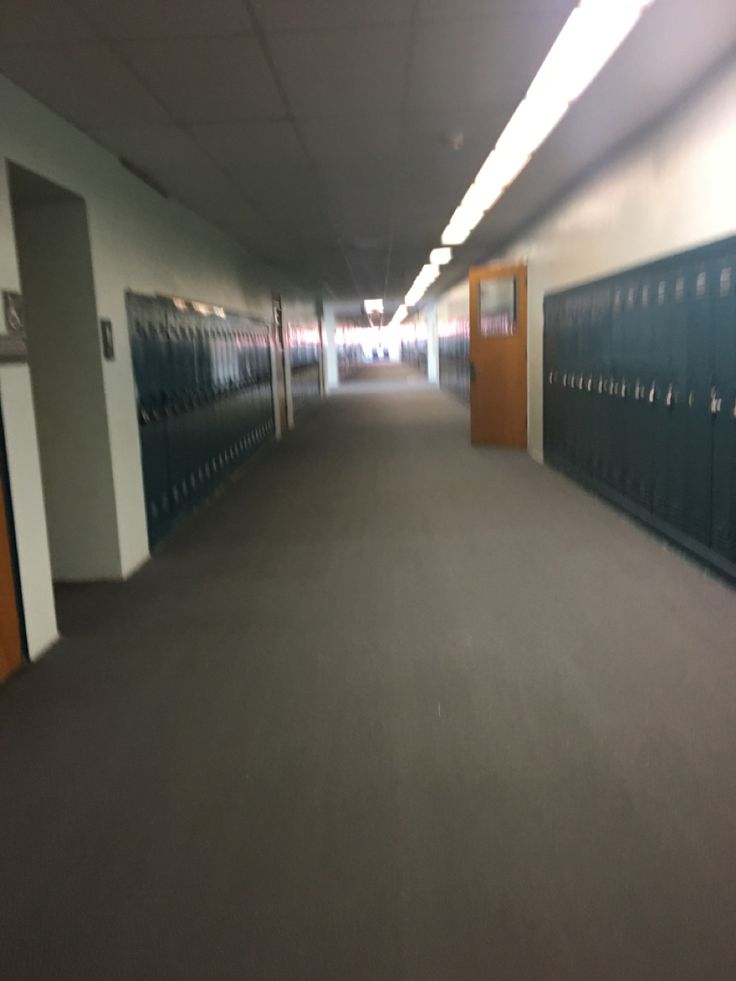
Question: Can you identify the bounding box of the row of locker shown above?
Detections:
[400,340,428,375]
[127,293,275,547]
[544,233,736,575]
[338,344,363,380]
[439,321,470,403]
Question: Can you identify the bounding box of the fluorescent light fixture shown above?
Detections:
[388,303,408,328]
[363,298,384,314]
[405,263,441,306]
[430,247,453,265]
[436,0,655,253]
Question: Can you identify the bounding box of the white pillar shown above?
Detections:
[426,302,439,385]
[323,303,339,392]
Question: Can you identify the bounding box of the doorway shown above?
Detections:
[469,262,528,446]
[8,163,120,602]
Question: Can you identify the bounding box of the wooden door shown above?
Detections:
[0,458,23,683]
[469,262,528,446]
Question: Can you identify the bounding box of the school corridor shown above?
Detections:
[1,367,735,980]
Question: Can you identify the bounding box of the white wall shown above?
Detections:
[434,57,736,463]
[0,74,301,656]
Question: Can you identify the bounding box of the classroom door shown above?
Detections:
[469,262,527,446]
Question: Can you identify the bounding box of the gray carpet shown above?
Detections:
[2,362,736,980]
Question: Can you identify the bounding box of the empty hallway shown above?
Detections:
[2,369,736,980]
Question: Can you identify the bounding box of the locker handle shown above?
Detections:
[665,384,674,408]
[648,384,656,404]
[709,388,722,416]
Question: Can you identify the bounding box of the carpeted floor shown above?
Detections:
[1,363,736,980]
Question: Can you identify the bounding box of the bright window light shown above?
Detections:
[363,298,384,314]
[430,247,453,265]
[432,0,656,286]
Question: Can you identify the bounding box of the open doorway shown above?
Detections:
[7,164,120,634]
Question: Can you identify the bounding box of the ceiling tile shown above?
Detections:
[0,42,169,126]
[299,113,403,165]
[190,121,308,180]
[0,0,95,42]
[418,0,576,22]
[270,26,410,118]
[251,0,414,32]
[189,121,335,233]
[116,36,285,123]
[69,0,252,40]
[410,11,570,113]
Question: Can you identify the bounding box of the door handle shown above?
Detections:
[469,361,476,382]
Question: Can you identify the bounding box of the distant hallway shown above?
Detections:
[1,380,735,979]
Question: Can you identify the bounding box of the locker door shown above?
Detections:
[621,281,643,504]
[606,283,625,491]
[710,253,736,562]
[652,269,688,531]
[682,261,715,545]
[591,287,611,482]
[141,317,173,546]
[634,279,656,511]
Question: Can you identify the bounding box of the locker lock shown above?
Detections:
[709,388,722,416]
[665,384,674,408]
